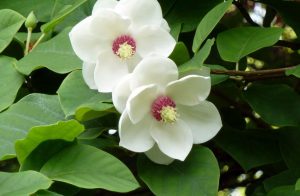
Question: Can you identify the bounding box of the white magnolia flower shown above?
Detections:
[69,0,176,92]
[114,56,222,164]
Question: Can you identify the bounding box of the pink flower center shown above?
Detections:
[151,96,178,123]
[112,35,136,59]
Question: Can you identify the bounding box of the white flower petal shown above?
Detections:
[161,19,171,32]
[92,0,118,14]
[145,144,174,165]
[150,120,193,161]
[166,75,211,106]
[94,50,129,93]
[69,17,104,63]
[90,10,130,40]
[178,101,222,144]
[127,84,159,124]
[135,26,176,58]
[126,53,142,72]
[112,74,132,113]
[130,55,178,90]
[82,62,97,90]
[115,0,162,28]
[119,111,155,152]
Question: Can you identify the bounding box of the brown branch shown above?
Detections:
[233,1,259,27]
[275,40,300,50]
[211,66,296,80]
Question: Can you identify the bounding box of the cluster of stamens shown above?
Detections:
[112,35,136,59]
[151,96,178,123]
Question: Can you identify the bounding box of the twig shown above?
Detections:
[233,1,259,27]
[211,66,296,80]
[275,40,300,50]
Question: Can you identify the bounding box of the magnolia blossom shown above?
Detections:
[113,56,222,164]
[69,0,176,92]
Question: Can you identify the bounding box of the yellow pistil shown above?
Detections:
[160,106,178,123]
[116,42,135,59]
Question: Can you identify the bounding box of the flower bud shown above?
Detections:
[25,11,38,29]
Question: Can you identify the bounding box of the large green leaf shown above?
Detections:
[267,186,300,196]
[296,179,300,191]
[179,38,214,77]
[15,120,84,164]
[0,9,25,53]
[166,0,223,32]
[0,171,52,196]
[0,56,24,112]
[41,0,88,33]
[192,0,232,53]
[40,144,139,192]
[138,146,220,196]
[57,70,112,119]
[263,169,300,192]
[0,0,54,22]
[216,27,283,62]
[215,127,281,171]
[0,94,65,160]
[243,84,300,127]
[278,127,300,169]
[16,28,81,75]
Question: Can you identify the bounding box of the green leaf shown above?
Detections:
[16,28,81,75]
[243,84,300,127]
[0,0,54,22]
[0,9,25,53]
[263,169,300,192]
[15,120,84,164]
[35,190,63,196]
[138,146,220,196]
[0,56,24,112]
[216,27,283,62]
[169,42,190,65]
[40,144,139,192]
[215,127,281,171]
[296,179,300,191]
[57,70,112,118]
[0,171,52,196]
[166,0,223,32]
[286,65,300,78]
[267,185,300,196]
[179,38,214,77]
[0,94,65,160]
[278,127,300,169]
[193,0,232,53]
[41,0,88,33]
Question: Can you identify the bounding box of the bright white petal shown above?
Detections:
[82,62,97,90]
[166,75,211,106]
[115,0,162,28]
[90,10,130,40]
[178,101,222,144]
[69,17,104,63]
[145,144,174,165]
[130,55,178,90]
[119,111,155,152]
[94,50,129,93]
[135,26,176,57]
[112,74,132,113]
[161,19,171,32]
[126,53,142,72]
[92,0,118,14]
[127,84,158,124]
[150,120,193,161]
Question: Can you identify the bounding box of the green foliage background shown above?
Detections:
[0,0,300,195]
